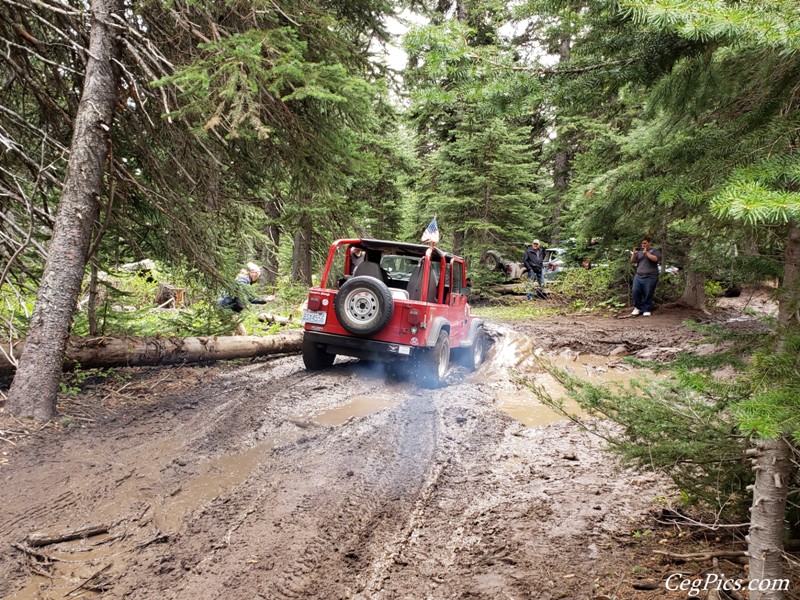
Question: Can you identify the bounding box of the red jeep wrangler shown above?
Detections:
[301,238,486,387]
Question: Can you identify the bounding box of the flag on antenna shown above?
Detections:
[421,217,439,244]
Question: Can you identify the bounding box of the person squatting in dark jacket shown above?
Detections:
[219,262,267,335]
[523,240,546,298]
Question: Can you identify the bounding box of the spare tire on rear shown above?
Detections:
[335,275,394,335]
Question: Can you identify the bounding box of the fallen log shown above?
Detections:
[0,331,304,376]
[485,283,526,295]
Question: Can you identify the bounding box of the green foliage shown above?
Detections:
[471,299,559,321]
[622,0,800,51]
[546,266,622,308]
[734,333,800,441]
[524,322,800,519]
[61,261,308,338]
[711,154,800,226]
[0,0,402,315]
[531,358,753,515]
[417,117,542,247]
[403,13,546,255]
[704,279,724,301]
[0,288,36,340]
[59,365,125,398]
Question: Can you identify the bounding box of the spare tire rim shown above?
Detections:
[344,289,380,325]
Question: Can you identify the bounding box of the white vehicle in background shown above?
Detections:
[543,247,569,281]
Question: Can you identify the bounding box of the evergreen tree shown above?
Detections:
[1,0,400,418]
[580,2,800,595]
[403,7,545,256]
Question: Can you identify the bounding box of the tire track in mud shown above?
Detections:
[267,390,440,599]
[118,362,442,599]
[0,490,79,538]
[116,359,519,600]
[358,382,526,598]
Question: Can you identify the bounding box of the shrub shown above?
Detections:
[547,265,623,308]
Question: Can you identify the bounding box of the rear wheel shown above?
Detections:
[302,335,335,371]
[420,330,450,388]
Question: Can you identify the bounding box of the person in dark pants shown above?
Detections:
[523,239,545,299]
[630,237,661,316]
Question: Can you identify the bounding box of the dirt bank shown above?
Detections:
[0,294,784,599]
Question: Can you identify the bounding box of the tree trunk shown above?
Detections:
[0,332,303,377]
[455,0,467,22]
[778,221,799,328]
[259,196,282,288]
[291,211,312,285]
[549,34,572,244]
[6,0,123,421]
[747,436,794,600]
[679,270,707,310]
[658,218,669,276]
[452,230,464,256]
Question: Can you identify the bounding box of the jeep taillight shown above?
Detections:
[407,309,420,326]
[308,295,322,311]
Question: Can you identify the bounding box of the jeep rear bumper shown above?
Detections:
[304,331,419,363]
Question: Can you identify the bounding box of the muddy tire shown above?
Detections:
[483,250,503,271]
[335,276,394,335]
[302,335,335,370]
[457,327,486,372]
[419,330,450,388]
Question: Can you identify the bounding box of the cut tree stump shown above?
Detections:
[0,331,304,376]
[154,283,184,308]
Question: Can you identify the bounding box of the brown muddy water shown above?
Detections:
[310,327,651,430]
[8,440,276,600]
[313,395,402,426]
[489,327,651,427]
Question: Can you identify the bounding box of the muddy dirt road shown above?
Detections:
[0,299,771,599]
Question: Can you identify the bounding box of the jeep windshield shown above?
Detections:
[380,255,421,281]
[320,238,450,289]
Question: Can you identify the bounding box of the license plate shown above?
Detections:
[302,309,327,325]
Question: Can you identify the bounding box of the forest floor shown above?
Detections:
[1,286,796,600]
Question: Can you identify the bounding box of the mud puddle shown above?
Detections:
[7,439,275,600]
[488,326,650,426]
[157,441,273,532]
[313,394,403,426]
